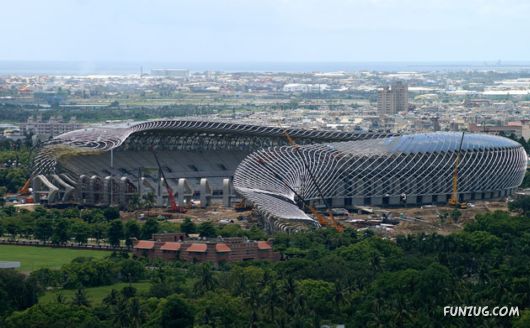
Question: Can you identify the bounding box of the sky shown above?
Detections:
[1,0,530,63]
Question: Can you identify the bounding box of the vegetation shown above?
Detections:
[40,282,151,305]
[0,205,267,248]
[0,209,528,327]
[0,138,33,193]
[0,245,110,272]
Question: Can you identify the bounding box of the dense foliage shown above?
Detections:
[0,210,528,327]
[0,206,266,247]
[0,138,33,193]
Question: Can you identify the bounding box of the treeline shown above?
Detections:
[0,103,222,123]
[0,207,266,247]
[0,210,529,327]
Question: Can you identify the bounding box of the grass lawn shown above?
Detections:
[0,245,111,272]
[39,282,152,305]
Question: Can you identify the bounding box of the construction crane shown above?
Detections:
[17,144,37,200]
[281,130,344,232]
[151,151,186,213]
[19,179,31,195]
[448,132,467,209]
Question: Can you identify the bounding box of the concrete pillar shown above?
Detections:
[223,178,231,207]
[199,178,212,208]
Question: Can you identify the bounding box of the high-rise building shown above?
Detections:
[377,81,408,114]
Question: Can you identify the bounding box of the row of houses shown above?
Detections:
[132,233,280,264]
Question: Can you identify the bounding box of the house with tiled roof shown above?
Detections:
[132,233,280,264]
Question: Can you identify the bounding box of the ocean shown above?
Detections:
[1,61,530,75]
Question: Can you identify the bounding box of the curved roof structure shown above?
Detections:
[234,132,527,231]
[32,119,392,175]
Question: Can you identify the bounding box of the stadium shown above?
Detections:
[233,132,527,231]
[31,119,389,211]
[31,120,527,232]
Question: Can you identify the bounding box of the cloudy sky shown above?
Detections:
[1,0,529,62]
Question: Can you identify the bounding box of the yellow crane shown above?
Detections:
[448,132,467,209]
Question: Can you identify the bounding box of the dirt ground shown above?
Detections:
[121,200,510,237]
[340,200,510,237]
[121,203,255,228]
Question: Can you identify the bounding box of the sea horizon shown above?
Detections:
[1,60,530,75]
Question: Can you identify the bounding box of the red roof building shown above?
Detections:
[132,235,280,265]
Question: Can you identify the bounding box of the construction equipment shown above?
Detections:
[448,132,468,209]
[234,200,252,212]
[282,130,344,232]
[152,151,186,213]
[18,179,31,195]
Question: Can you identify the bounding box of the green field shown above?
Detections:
[0,245,111,272]
[39,282,151,305]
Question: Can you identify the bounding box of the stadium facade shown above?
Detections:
[31,119,388,211]
[233,132,527,231]
[31,120,527,232]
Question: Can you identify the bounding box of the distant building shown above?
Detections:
[283,83,329,93]
[377,81,408,115]
[468,120,530,140]
[20,115,83,138]
[151,69,190,79]
[132,233,280,264]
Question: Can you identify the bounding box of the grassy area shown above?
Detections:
[0,245,111,272]
[40,282,152,305]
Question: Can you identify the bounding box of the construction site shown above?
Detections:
[25,119,527,233]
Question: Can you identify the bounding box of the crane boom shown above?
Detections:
[449,132,466,208]
[152,151,180,212]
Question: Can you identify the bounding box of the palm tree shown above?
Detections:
[143,192,156,216]
[129,298,144,328]
[128,193,142,212]
[72,287,90,307]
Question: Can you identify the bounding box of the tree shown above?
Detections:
[195,291,247,327]
[128,194,143,212]
[141,218,159,239]
[103,207,120,221]
[180,217,196,234]
[0,269,40,317]
[107,220,123,247]
[92,222,108,244]
[160,294,194,328]
[451,208,462,223]
[5,219,19,240]
[128,297,144,328]
[72,287,90,307]
[508,195,530,216]
[193,263,218,296]
[34,219,53,242]
[51,219,70,244]
[124,220,141,247]
[143,192,156,215]
[198,221,217,238]
[70,220,91,244]
[5,303,101,328]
